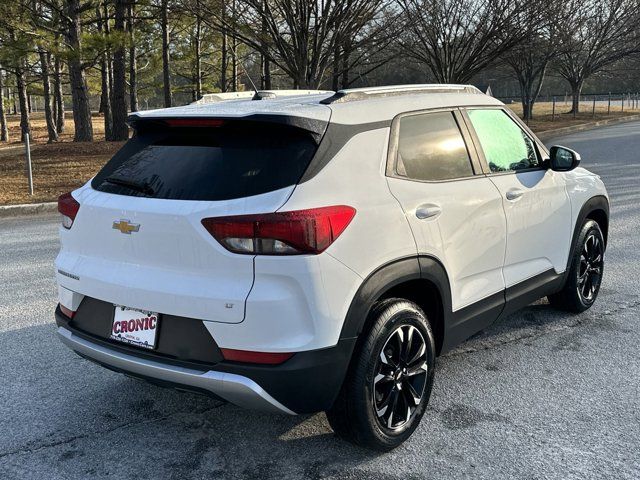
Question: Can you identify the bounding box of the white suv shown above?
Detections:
[55,85,609,450]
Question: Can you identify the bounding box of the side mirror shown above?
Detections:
[549,145,581,171]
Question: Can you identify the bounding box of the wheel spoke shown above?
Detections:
[407,336,426,366]
[401,326,414,364]
[578,269,588,286]
[582,274,593,299]
[387,390,400,428]
[404,380,422,406]
[374,373,393,386]
[376,386,395,416]
[591,237,600,261]
[379,350,396,369]
[406,361,428,377]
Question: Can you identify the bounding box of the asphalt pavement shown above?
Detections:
[1,121,639,479]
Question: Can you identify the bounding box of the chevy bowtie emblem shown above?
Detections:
[112,219,140,234]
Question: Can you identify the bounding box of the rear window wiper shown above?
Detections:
[103,175,155,195]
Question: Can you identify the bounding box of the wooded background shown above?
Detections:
[1,0,640,143]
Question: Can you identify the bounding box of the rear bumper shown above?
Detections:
[55,306,356,414]
[57,326,294,414]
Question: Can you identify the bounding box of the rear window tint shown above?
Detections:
[91,122,318,201]
[396,111,474,181]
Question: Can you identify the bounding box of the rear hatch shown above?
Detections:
[55,117,326,323]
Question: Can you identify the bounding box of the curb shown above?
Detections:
[0,202,58,218]
[536,114,640,141]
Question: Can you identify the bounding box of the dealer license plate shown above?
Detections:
[110,305,159,350]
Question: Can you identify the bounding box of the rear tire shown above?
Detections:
[548,220,605,313]
[326,298,436,451]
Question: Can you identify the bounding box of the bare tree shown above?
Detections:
[331,9,399,89]
[193,0,394,89]
[160,0,172,106]
[127,1,138,112]
[97,3,114,140]
[399,0,541,83]
[63,0,94,141]
[556,0,640,114]
[0,65,8,142]
[15,58,30,141]
[111,0,129,140]
[53,44,65,134]
[504,0,570,120]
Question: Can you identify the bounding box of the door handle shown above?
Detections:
[415,203,442,220]
[505,189,524,201]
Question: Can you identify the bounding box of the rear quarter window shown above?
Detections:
[92,121,318,201]
[395,111,474,181]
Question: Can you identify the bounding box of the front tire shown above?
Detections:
[548,220,605,313]
[326,299,436,451]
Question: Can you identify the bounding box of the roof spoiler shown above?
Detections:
[125,114,329,143]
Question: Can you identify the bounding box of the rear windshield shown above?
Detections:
[91,121,318,201]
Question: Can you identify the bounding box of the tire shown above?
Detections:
[548,220,605,313]
[326,298,436,451]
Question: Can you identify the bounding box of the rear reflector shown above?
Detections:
[220,348,294,365]
[163,118,226,128]
[201,205,356,255]
[59,303,76,319]
[58,192,80,229]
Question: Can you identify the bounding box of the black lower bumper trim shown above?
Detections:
[56,306,356,414]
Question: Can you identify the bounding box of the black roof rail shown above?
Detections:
[320,84,482,104]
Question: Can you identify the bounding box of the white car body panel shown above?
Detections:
[387,175,507,311]
[205,253,362,352]
[279,128,417,278]
[487,169,572,287]
[55,183,296,323]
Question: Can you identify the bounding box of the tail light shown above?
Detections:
[220,348,294,365]
[59,303,76,319]
[58,192,80,229]
[201,205,356,255]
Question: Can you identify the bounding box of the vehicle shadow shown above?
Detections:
[0,299,609,479]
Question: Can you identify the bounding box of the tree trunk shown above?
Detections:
[260,6,271,90]
[97,5,113,140]
[231,0,237,91]
[331,43,340,91]
[0,66,8,142]
[111,0,129,140]
[221,31,227,92]
[65,0,94,142]
[161,0,172,107]
[231,38,238,91]
[194,6,202,100]
[192,0,202,100]
[53,54,65,134]
[38,49,59,142]
[570,80,583,114]
[15,61,30,142]
[340,43,351,89]
[128,2,138,112]
[220,0,227,92]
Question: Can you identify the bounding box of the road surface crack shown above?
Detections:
[0,403,225,460]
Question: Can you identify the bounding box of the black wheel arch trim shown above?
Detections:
[565,195,609,277]
[338,255,453,347]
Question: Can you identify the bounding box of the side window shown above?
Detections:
[467,109,541,173]
[396,111,474,181]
